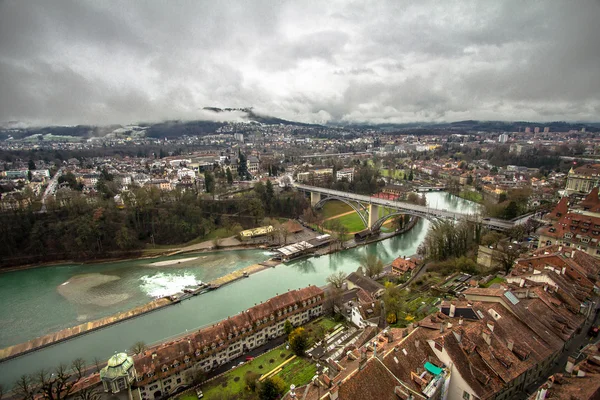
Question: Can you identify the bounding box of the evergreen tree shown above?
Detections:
[226,168,233,185]
[204,171,215,193]
[28,160,36,170]
[237,150,248,180]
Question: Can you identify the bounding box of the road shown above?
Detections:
[40,167,63,212]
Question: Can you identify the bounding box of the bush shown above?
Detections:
[269,358,274,363]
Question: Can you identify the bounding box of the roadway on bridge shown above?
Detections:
[293,183,515,231]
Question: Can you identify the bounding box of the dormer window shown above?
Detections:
[184,358,190,364]
[195,350,201,356]
[173,362,180,368]
[564,233,573,239]
[582,237,590,243]
[161,366,168,372]
[147,372,154,378]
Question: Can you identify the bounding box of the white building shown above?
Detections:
[336,168,355,182]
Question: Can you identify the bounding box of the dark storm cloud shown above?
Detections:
[0,0,599,126]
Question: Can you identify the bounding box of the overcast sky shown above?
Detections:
[1,0,599,126]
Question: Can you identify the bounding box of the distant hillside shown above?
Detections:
[202,107,323,127]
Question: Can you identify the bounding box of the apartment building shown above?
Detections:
[131,286,324,400]
[565,164,600,195]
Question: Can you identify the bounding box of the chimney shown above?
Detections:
[561,266,566,275]
[565,357,576,373]
[487,321,495,332]
[507,340,514,351]
[408,323,414,333]
[415,340,420,348]
[449,304,456,318]
[459,317,464,326]
[519,278,525,288]
[577,369,586,377]
[453,330,462,344]
[482,331,492,346]
[440,323,445,333]
[447,322,453,329]
[535,386,548,400]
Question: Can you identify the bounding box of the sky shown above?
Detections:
[1,0,599,126]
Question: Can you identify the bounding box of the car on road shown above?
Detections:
[588,325,599,338]
[245,356,255,361]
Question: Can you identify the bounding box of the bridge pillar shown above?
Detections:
[310,192,321,207]
[368,204,379,229]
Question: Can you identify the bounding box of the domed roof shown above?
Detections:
[101,353,134,381]
[107,353,129,367]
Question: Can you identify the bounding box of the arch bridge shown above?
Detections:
[294,183,513,231]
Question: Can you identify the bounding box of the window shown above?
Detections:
[582,237,590,243]
[463,391,470,400]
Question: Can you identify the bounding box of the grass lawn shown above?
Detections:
[331,212,367,232]
[198,347,292,399]
[458,190,483,203]
[483,277,506,287]
[381,169,405,180]
[321,201,352,218]
[277,357,317,388]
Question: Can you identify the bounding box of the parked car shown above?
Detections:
[196,389,204,399]
[245,356,255,361]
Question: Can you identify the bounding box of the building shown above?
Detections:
[534,127,540,134]
[296,168,334,185]
[336,168,355,182]
[525,127,531,133]
[544,127,550,133]
[565,164,600,195]
[233,133,244,143]
[247,156,260,175]
[345,272,385,298]
[391,256,419,275]
[100,353,137,397]
[538,212,600,259]
[68,286,325,400]
[498,133,508,143]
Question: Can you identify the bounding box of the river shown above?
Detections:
[0,192,477,387]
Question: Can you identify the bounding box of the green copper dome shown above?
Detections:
[100,353,134,380]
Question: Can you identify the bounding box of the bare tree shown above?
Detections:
[14,375,35,400]
[92,357,102,374]
[15,359,87,400]
[493,244,522,274]
[359,254,384,278]
[326,271,347,289]
[76,386,102,400]
[130,341,146,355]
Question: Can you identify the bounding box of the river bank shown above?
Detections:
[0,221,417,362]
[0,259,284,362]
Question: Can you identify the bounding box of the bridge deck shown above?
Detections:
[294,183,514,230]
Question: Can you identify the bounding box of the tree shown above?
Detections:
[237,151,249,180]
[284,320,293,336]
[15,358,87,400]
[359,253,384,278]
[75,386,102,400]
[130,340,146,355]
[204,171,215,194]
[466,174,473,185]
[288,327,309,356]
[27,170,33,181]
[28,160,36,170]
[408,169,414,181]
[493,244,522,274]
[504,201,519,219]
[245,371,261,392]
[326,271,347,289]
[226,167,233,185]
[259,376,286,400]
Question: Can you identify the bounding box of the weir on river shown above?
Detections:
[0,192,478,387]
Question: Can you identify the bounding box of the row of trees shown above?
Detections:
[418,220,481,262]
[0,184,309,267]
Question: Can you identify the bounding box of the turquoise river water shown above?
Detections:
[0,192,477,387]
